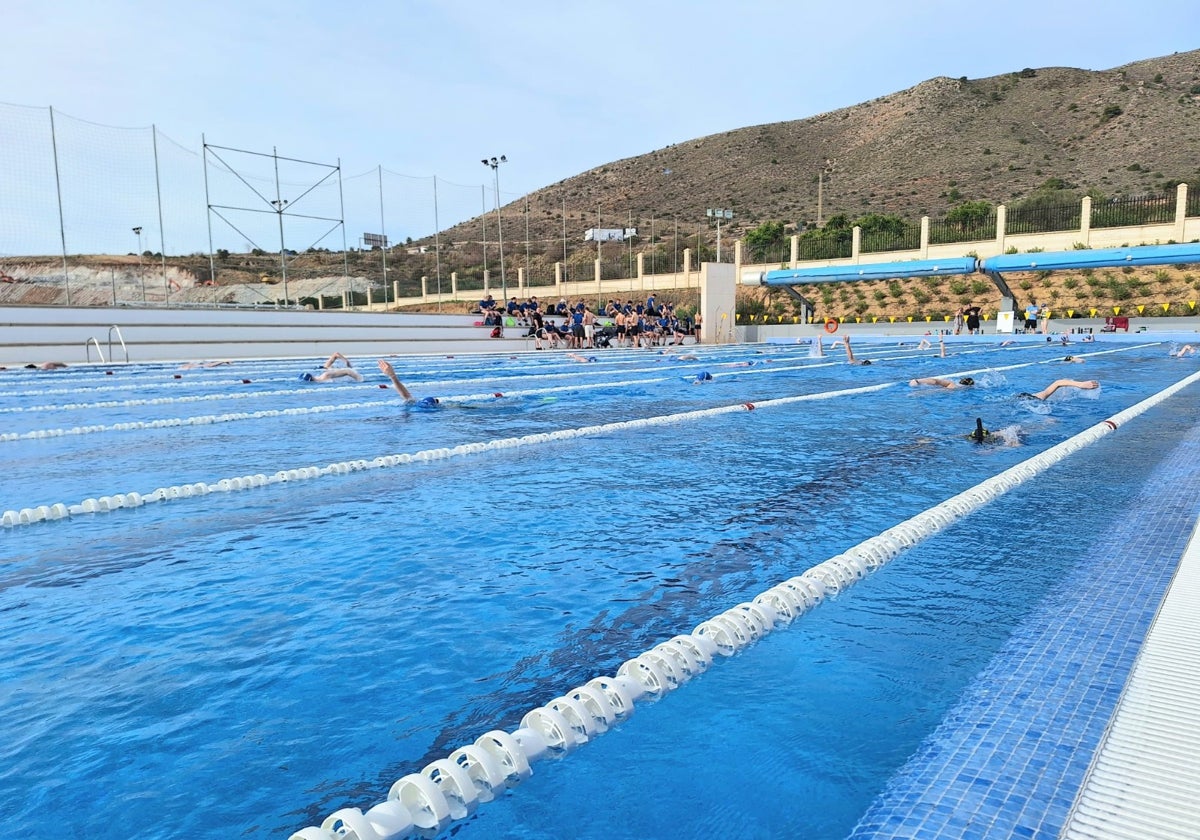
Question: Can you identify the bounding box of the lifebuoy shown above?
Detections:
[824,318,839,334]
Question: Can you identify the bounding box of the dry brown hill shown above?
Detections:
[430,48,1200,264]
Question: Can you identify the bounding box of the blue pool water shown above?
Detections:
[1,337,1196,838]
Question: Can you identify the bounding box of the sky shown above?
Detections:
[2,0,1198,256]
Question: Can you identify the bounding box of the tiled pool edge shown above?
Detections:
[848,407,1200,839]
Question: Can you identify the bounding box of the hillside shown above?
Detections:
[428,49,1200,267]
[6,48,1200,325]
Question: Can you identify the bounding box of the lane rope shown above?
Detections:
[289,365,1200,840]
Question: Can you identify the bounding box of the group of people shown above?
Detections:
[829,333,1101,403]
[478,292,697,350]
[951,304,983,335]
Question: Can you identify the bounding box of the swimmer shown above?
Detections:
[377,359,439,405]
[909,376,974,389]
[301,367,363,383]
[1171,344,1195,357]
[1018,379,1099,400]
[676,354,699,361]
[24,361,68,370]
[916,333,945,355]
[568,353,597,363]
[299,352,364,382]
[322,352,354,369]
[179,360,232,369]
[841,334,872,366]
[693,371,714,384]
[967,417,990,444]
[966,419,1023,447]
[1062,355,1085,364]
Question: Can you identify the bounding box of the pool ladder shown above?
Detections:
[85,325,130,364]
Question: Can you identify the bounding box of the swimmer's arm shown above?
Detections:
[377,359,414,400]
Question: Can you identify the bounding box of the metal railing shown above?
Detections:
[85,337,105,363]
[860,226,921,254]
[1006,201,1082,234]
[106,325,129,363]
[929,212,997,245]
[1091,194,1175,229]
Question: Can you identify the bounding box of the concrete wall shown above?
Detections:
[0,306,536,365]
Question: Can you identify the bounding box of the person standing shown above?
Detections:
[965,304,982,334]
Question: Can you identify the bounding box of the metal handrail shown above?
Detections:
[85,337,106,363]
[107,325,129,363]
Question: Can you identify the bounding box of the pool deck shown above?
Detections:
[849,408,1200,839]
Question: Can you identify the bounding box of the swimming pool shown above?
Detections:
[2,337,1197,839]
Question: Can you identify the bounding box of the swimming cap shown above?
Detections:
[300,372,314,381]
[959,377,975,386]
[418,396,439,407]
[696,371,713,382]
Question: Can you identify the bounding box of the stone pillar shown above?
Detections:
[318,295,325,310]
[342,290,350,309]
[700,262,736,345]
[683,247,692,275]
[636,252,645,291]
[1175,183,1188,242]
[1080,197,1092,246]
[996,205,1007,253]
[517,267,526,294]
[851,226,861,263]
[734,240,743,281]
[594,258,602,286]
[451,272,458,299]
[789,234,799,267]
[421,276,428,301]
[366,286,373,306]
[554,262,563,289]
[483,270,490,292]
[392,280,399,303]
[919,217,930,258]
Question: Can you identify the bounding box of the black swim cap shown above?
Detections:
[959,377,975,386]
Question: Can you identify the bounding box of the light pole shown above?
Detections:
[706,209,732,262]
[482,155,507,301]
[817,159,835,227]
[271,198,289,305]
[132,226,145,302]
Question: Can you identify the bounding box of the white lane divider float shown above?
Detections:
[1,382,895,528]
[283,367,1200,840]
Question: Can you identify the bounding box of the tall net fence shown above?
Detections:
[0,101,498,307]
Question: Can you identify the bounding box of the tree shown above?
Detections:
[743,220,786,262]
[944,200,993,231]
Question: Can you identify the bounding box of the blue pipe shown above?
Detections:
[762,257,978,286]
[981,243,1200,274]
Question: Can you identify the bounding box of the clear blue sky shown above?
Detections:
[2,0,1197,255]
